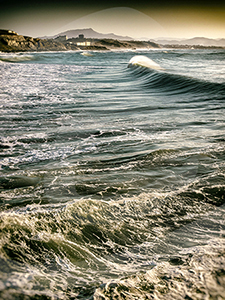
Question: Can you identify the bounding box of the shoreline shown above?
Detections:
[1,32,224,53]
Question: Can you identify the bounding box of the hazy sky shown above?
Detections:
[0,0,224,39]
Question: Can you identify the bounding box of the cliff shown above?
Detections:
[0,33,70,52]
[0,30,161,52]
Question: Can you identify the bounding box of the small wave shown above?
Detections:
[0,54,35,63]
[81,51,94,57]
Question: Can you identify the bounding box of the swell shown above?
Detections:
[1,133,224,208]
[128,64,225,96]
[0,50,224,299]
[0,175,224,298]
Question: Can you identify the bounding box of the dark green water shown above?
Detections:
[0,49,225,299]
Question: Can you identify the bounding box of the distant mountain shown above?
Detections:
[154,37,225,47]
[40,29,225,46]
[43,28,133,41]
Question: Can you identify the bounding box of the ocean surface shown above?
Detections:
[0,48,225,299]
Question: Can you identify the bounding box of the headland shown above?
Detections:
[0,29,224,52]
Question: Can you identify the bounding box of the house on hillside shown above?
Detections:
[77,41,91,46]
[76,34,92,47]
[0,29,18,36]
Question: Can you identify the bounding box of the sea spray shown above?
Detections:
[0,49,224,299]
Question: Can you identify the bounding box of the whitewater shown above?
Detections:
[0,49,225,299]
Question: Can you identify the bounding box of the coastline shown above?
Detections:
[1,31,224,53]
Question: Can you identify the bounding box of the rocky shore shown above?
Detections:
[0,30,224,52]
[0,32,70,52]
[0,30,160,52]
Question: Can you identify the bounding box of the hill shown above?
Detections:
[1,29,224,53]
[154,37,225,47]
[42,28,133,41]
[0,29,160,52]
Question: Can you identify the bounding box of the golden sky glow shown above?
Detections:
[148,7,225,38]
[0,1,224,39]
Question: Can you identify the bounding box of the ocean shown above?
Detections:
[0,49,225,299]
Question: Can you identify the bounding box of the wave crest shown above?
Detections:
[128,55,162,70]
[128,55,225,96]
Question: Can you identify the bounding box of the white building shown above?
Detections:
[77,41,91,46]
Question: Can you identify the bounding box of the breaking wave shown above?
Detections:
[128,55,225,96]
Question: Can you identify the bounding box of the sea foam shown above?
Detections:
[128,55,162,70]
